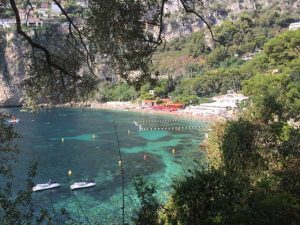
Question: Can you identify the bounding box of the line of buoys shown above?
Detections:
[138,126,206,132]
[137,119,188,124]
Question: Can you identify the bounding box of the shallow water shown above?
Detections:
[2,108,207,224]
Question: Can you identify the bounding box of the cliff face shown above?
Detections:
[162,0,300,40]
[0,32,26,107]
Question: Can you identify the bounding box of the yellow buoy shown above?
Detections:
[172,148,176,154]
[92,134,96,139]
[118,160,122,166]
[68,170,72,176]
[61,138,64,143]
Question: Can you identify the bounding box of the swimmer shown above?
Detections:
[143,154,148,160]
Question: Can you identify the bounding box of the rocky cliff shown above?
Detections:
[162,0,300,40]
[0,32,26,107]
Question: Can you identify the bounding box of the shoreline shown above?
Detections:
[4,101,226,122]
[87,102,226,122]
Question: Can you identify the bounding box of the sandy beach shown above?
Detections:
[87,101,226,122]
[40,101,227,122]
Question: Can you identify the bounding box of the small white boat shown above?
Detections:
[70,179,96,190]
[33,180,60,192]
[7,118,20,123]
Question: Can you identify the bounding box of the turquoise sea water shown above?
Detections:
[2,108,207,224]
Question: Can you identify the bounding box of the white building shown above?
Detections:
[38,8,49,18]
[211,92,248,105]
[183,91,248,116]
[0,19,15,28]
[149,90,155,96]
[289,22,300,30]
[51,2,61,15]
[21,18,44,27]
[76,0,89,8]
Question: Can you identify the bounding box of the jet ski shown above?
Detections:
[7,118,20,123]
[32,180,60,192]
[70,179,96,190]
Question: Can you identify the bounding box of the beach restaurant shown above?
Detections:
[142,98,185,111]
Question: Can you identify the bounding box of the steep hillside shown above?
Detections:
[154,2,300,76]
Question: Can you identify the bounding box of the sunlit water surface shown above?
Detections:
[2,108,207,224]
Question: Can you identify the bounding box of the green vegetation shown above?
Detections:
[106,8,298,106]
[134,6,298,105]
[150,28,300,225]
[95,82,138,102]
[171,68,248,100]
[132,177,160,225]
[0,113,46,224]
[92,28,299,108]
[154,6,299,74]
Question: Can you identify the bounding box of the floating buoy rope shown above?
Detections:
[136,125,207,132]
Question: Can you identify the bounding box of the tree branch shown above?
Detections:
[25,0,34,24]
[179,0,219,43]
[9,0,81,80]
[156,0,166,45]
[52,0,95,77]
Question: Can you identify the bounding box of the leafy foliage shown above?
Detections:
[87,0,164,88]
[154,7,299,73]
[21,24,97,109]
[132,177,161,225]
[264,30,300,67]
[0,113,50,224]
[95,81,138,102]
[171,68,249,102]
[163,118,300,224]
[158,29,300,225]
[243,73,300,121]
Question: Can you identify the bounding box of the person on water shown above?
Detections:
[143,154,148,160]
